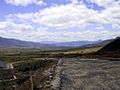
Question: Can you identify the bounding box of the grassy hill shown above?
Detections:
[97,37,120,53]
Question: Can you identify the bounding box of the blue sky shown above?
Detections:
[0,0,120,42]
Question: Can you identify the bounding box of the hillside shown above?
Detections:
[0,37,53,48]
[97,37,120,53]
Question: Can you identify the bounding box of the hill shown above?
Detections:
[97,37,120,53]
[0,36,50,48]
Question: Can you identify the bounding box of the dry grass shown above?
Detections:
[64,46,102,54]
[60,58,120,90]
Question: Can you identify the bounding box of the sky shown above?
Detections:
[0,0,120,42]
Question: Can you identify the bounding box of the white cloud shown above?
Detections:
[112,24,120,29]
[70,0,81,4]
[90,0,120,27]
[91,0,114,7]
[0,21,119,42]
[95,25,104,30]
[7,0,120,29]
[8,4,104,29]
[1,0,120,42]
[0,28,120,42]
[0,21,34,31]
[36,0,46,6]
[5,0,46,6]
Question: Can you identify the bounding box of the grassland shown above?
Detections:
[63,46,103,54]
[0,44,119,64]
[0,45,120,90]
[60,58,120,90]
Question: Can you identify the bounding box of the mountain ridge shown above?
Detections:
[0,36,112,48]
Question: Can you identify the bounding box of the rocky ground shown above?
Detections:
[60,58,120,90]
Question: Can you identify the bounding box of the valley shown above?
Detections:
[0,37,120,90]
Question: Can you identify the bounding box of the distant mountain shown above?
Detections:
[0,36,100,48]
[82,39,113,48]
[40,41,58,44]
[97,37,120,53]
[51,41,99,47]
[0,36,49,48]
[52,39,113,47]
[0,36,114,48]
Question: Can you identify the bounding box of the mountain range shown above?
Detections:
[0,36,112,48]
[0,36,47,48]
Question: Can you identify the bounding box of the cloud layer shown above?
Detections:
[1,0,120,42]
[8,0,120,29]
[5,0,46,6]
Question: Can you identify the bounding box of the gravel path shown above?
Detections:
[60,58,120,90]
